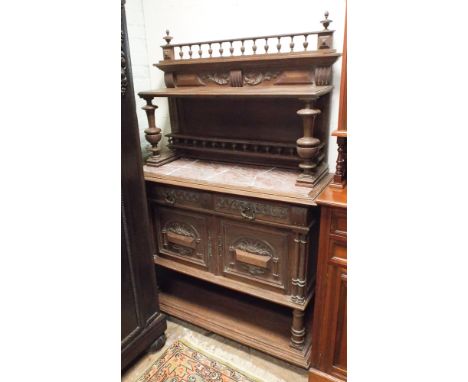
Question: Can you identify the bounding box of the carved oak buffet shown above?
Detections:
[139,13,340,369]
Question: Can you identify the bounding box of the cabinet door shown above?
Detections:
[218,218,290,292]
[311,206,347,381]
[153,206,212,272]
[322,243,347,378]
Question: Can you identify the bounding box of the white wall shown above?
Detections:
[128,0,345,166]
[126,0,153,158]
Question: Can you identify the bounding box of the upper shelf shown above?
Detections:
[139,12,340,100]
[139,84,333,99]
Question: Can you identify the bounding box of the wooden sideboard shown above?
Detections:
[309,186,347,381]
[138,12,342,369]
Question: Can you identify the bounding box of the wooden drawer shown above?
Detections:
[218,218,289,292]
[330,208,347,237]
[153,206,212,271]
[329,239,347,268]
[214,194,305,226]
[147,184,211,210]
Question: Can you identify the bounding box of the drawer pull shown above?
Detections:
[240,206,255,221]
[166,231,196,249]
[235,249,270,268]
[165,193,176,205]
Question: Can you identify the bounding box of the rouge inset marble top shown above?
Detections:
[144,158,329,205]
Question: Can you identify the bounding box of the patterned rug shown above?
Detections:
[136,340,263,382]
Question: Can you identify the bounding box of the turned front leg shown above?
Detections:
[290,308,305,349]
[296,100,321,187]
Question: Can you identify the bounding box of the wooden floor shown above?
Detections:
[122,317,308,382]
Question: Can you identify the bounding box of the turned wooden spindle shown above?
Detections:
[296,100,321,187]
[253,39,257,54]
[303,34,309,50]
[290,309,306,349]
[276,37,281,52]
[289,36,295,51]
[240,40,245,55]
[229,41,234,56]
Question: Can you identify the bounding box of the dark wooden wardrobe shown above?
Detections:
[121,0,166,371]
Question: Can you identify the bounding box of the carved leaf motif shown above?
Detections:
[243,71,280,86]
[236,239,272,257]
[166,222,196,238]
[239,264,266,275]
[171,244,192,256]
[200,72,230,85]
[158,188,200,203]
[215,197,288,219]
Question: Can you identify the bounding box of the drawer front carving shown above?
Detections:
[214,195,291,225]
[219,219,288,291]
[154,206,211,270]
[148,184,209,209]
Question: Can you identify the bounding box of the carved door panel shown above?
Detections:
[153,206,212,271]
[320,239,347,380]
[218,218,289,292]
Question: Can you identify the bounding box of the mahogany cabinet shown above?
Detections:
[121,1,166,370]
[309,10,347,379]
[309,187,347,381]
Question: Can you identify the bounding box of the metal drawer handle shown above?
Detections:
[165,193,175,205]
[240,206,255,221]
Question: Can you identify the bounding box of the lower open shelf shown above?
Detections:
[157,268,313,368]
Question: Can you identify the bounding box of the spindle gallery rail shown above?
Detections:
[167,133,326,165]
[161,11,333,61]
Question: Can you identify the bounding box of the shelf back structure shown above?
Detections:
[139,12,340,189]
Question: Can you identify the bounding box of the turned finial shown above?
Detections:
[163,29,173,45]
[321,11,332,30]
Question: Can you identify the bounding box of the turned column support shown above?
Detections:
[292,233,307,304]
[290,309,306,349]
[296,99,325,187]
[141,96,177,167]
[142,96,162,163]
